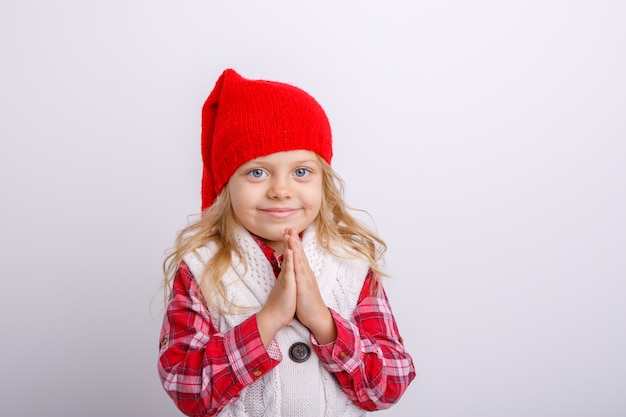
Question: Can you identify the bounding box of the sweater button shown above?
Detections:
[289,342,311,363]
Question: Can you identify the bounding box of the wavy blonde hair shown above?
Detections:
[162,154,386,308]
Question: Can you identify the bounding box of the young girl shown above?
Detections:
[158,68,415,417]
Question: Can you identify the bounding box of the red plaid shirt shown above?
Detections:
[158,238,415,416]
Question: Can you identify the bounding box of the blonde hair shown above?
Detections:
[162,155,386,308]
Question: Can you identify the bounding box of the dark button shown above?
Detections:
[289,342,311,363]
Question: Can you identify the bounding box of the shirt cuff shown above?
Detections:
[311,309,361,374]
[223,315,281,386]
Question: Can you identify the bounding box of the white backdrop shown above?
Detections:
[1,1,625,416]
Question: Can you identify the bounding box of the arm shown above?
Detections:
[311,271,416,411]
[157,262,281,417]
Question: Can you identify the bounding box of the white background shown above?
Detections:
[1,1,625,416]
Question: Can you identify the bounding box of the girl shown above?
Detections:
[158,69,415,417]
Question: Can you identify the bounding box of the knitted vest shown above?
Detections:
[183,225,369,417]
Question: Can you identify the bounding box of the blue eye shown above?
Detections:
[248,169,266,178]
[294,168,310,177]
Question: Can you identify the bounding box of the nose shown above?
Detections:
[267,178,293,199]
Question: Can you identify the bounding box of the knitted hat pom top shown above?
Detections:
[201,69,333,211]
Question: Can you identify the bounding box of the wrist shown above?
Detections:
[305,308,337,345]
[257,308,282,348]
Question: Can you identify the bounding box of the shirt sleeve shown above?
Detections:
[311,270,416,411]
[157,261,281,417]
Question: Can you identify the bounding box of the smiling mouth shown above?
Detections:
[260,208,299,218]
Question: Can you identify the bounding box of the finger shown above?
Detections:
[283,228,296,248]
[293,251,315,284]
[281,248,295,277]
[286,229,303,253]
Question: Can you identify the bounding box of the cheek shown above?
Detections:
[229,191,248,218]
[305,185,323,211]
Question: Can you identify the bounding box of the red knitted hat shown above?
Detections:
[200,68,333,211]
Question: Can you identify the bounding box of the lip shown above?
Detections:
[259,207,300,219]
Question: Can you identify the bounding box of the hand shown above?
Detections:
[284,228,338,345]
[257,231,297,347]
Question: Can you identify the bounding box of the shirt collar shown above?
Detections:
[251,234,282,278]
[251,234,278,264]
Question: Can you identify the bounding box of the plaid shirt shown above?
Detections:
[158,238,415,416]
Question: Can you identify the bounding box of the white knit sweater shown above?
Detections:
[183,225,369,417]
